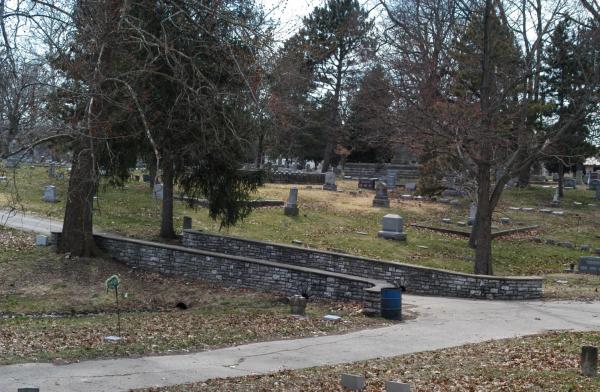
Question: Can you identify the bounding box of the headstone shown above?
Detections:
[35,235,49,246]
[42,185,57,203]
[341,374,365,391]
[563,178,577,189]
[576,170,584,185]
[142,174,151,183]
[48,163,56,178]
[581,244,590,252]
[323,171,337,191]
[18,388,40,392]
[596,185,600,201]
[589,179,600,190]
[439,198,451,204]
[539,208,552,214]
[372,181,390,208]
[152,183,163,200]
[442,218,451,224]
[386,169,398,189]
[468,203,476,226]
[400,194,412,200]
[289,294,307,316]
[358,177,376,189]
[377,214,406,241]
[579,256,600,274]
[385,381,411,392]
[500,217,510,225]
[404,182,416,192]
[551,188,560,206]
[284,187,299,216]
[183,216,192,230]
[457,221,467,227]
[0,176,7,183]
[581,346,598,377]
[522,207,534,212]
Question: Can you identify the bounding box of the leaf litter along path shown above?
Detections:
[2,295,600,392]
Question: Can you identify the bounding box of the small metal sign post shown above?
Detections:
[105,275,122,337]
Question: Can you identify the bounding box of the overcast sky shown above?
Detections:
[258,0,321,41]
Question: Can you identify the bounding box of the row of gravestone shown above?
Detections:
[533,237,600,254]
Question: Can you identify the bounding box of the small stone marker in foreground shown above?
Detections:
[581,346,598,377]
[377,214,407,241]
[341,374,365,391]
[372,181,390,208]
[579,256,600,274]
[183,216,192,230]
[35,235,49,246]
[284,187,299,216]
[18,388,40,392]
[42,185,57,203]
[386,381,411,392]
[288,294,307,316]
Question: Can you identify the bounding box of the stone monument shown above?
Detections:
[576,170,584,185]
[284,187,299,216]
[551,187,560,206]
[377,214,407,241]
[152,183,163,200]
[596,185,600,201]
[323,171,337,191]
[386,169,398,189]
[42,185,57,203]
[372,181,390,208]
[468,203,477,226]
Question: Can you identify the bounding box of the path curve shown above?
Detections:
[2,295,600,392]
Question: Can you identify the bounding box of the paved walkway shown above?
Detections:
[2,295,600,392]
[2,211,600,391]
[0,209,63,234]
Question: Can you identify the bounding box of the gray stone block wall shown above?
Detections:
[266,172,325,184]
[182,231,543,300]
[50,232,391,313]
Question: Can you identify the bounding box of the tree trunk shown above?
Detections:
[160,155,175,239]
[148,162,157,190]
[473,162,494,275]
[321,138,334,173]
[255,132,264,169]
[517,160,531,187]
[558,163,564,198]
[60,145,97,257]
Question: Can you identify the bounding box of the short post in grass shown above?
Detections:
[106,274,122,338]
[581,346,598,377]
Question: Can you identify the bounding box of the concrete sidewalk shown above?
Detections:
[2,295,600,392]
[0,209,63,234]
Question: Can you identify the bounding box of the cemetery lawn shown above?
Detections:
[1,167,599,280]
[137,331,600,392]
[0,229,394,365]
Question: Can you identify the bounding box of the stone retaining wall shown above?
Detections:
[182,230,543,300]
[342,163,420,181]
[50,232,391,314]
[266,171,325,185]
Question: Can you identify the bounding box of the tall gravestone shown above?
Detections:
[386,169,398,189]
[152,183,163,200]
[284,187,299,216]
[42,185,57,203]
[468,203,477,226]
[183,216,192,230]
[372,181,390,208]
[323,171,337,191]
[551,187,560,206]
[576,170,584,185]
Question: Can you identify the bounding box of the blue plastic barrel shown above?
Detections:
[380,288,402,320]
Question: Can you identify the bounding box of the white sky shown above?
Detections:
[258,0,321,42]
